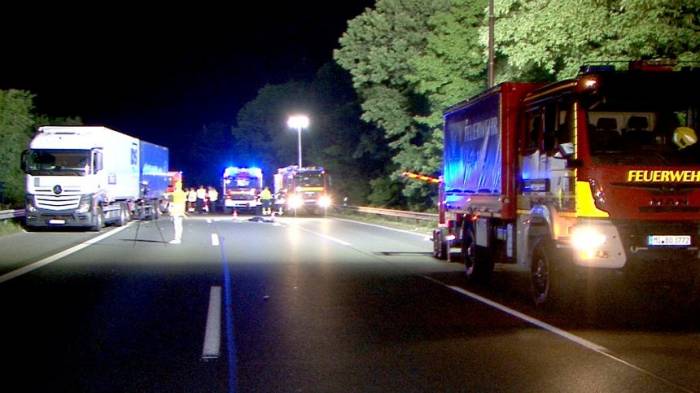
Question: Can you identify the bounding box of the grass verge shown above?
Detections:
[0,220,23,237]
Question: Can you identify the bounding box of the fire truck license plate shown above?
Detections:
[647,235,691,246]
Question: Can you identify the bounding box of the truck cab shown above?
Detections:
[274,166,331,215]
[222,167,263,213]
[22,126,168,230]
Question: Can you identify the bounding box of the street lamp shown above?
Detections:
[287,114,309,168]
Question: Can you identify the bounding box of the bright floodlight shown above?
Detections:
[288,114,310,168]
[287,115,309,129]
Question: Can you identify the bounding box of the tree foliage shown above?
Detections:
[334,0,451,208]
[0,90,35,205]
[494,0,700,79]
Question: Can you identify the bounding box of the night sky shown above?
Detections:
[1,2,374,173]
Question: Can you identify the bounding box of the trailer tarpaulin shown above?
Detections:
[444,92,501,196]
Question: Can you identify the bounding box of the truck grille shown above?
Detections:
[34,187,81,210]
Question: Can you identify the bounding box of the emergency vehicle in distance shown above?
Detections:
[433,59,700,307]
[222,166,263,213]
[274,165,331,215]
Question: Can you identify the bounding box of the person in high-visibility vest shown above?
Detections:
[207,186,219,213]
[260,186,273,215]
[168,181,187,244]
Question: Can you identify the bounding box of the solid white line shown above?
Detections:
[202,286,222,360]
[422,275,696,393]
[422,275,608,352]
[211,233,220,247]
[294,226,351,246]
[0,224,133,284]
[333,217,430,238]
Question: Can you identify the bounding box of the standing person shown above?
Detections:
[187,187,197,213]
[260,186,273,215]
[208,186,219,213]
[196,185,207,214]
[168,181,187,244]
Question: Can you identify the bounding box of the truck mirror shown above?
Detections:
[556,142,575,159]
[94,151,104,172]
[20,150,28,172]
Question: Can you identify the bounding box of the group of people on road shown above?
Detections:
[186,185,218,214]
[167,183,275,244]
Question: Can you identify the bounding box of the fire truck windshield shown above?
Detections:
[295,174,324,187]
[585,105,699,166]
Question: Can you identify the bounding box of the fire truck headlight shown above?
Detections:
[571,226,606,252]
[288,195,303,209]
[318,195,332,208]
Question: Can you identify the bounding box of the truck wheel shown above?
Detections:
[116,203,129,227]
[530,238,567,308]
[432,229,448,260]
[462,226,493,282]
[153,202,161,219]
[90,208,104,232]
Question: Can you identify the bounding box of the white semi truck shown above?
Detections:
[21,126,169,230]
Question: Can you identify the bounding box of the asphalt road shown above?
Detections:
[1,214,699,392]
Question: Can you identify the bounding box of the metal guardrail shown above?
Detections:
[0,209,25,221]
[342,205,438,222]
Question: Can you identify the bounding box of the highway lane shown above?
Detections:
[0,215,698,392]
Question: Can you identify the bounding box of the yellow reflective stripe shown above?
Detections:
[298,187,324,192]
[575,181,609,218]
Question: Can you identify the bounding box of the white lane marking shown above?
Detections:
[333,217,430,238]
[207,219,212,224]
[294,226,352,246]
[422,275,608,352]
[0,223,133,284]
[422,275,696,393]
[211,233,220,247]
[202,286,222,360]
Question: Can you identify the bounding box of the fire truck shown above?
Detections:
[222,167,263,213]
[274,165,331,215]
[433,60,700,306]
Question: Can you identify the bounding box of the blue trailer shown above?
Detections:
[138,141,169,219]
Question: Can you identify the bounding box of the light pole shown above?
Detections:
[287,114,309,168]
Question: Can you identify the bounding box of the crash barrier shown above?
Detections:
[340,205,438,224]
[0,209,25,221]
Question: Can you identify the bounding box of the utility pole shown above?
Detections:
[488,0,495,88]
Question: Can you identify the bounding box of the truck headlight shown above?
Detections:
[318,195,332,208]
[571,226,606,259]
[288,194,303,209]
[77,195,93,213]
[26,194,36,212]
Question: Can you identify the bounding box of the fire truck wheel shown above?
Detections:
[530,239,566,308]
[432,229,448,260]
[462,227,493,282]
